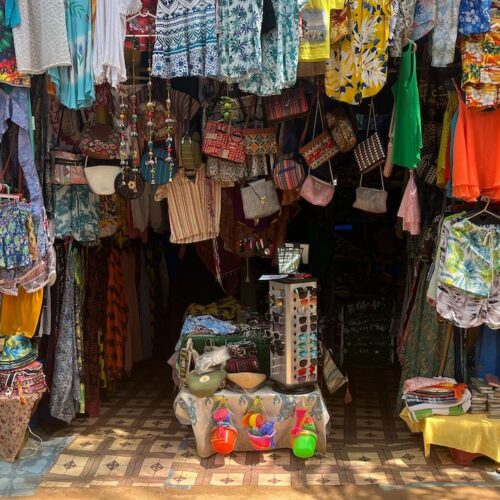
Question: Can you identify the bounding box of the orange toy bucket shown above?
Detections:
[211,426,237,455]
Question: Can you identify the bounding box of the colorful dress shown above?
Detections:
[326,0,392,104]
[218,0,264,80]
[0,0,30,87]
[239,0,307,95]
[458,0,491,35]
[152,0,218,79]
[48,0,95,109]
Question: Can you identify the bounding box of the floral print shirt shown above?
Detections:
[326,0,392,104]
[239,0,307,96]
[431,0,461,67]
[458,0,491,35]
[411,0,436,41]
[218,0,264,80]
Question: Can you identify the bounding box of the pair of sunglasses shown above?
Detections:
[294,323,318,333]
[295,332,317,343]
[294,286,318,298]
[272,314,285,325]
[296,306,317,315]
[296,315,318,324]
[298,358,318,368]
[265,330,282,341]
[267,295,285,307]
[295,297,318,306]
[271,340,285,356]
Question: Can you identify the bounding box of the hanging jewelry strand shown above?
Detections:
[146,41,157,184]
[164,80,175,182]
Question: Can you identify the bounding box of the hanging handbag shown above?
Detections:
[51,151,88,185]
[240,178,280,220]
[79,122,121,160]
[321,343,348,395]
[299,95,339,170]
[273,159,305,191]
[114,169,145,200]
[325,107,357,153]
[353,99,386,174]
[352,167,387,214]
[243,98,278,155]
[203,121,246,164]
[300,162,336,207]
[264,87,309,123]
[84,164,121,195]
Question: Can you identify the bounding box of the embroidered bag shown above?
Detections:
[51,151,88,185]
[79,123,121,160]
[264,87,309,123]
[326,107,357,153]
[203,121,246,164]
[299,95,339,170]
[353,99,386,174]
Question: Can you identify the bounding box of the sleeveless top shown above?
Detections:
[391,44,422,169]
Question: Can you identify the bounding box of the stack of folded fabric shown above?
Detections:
[485,374,500,419]
[402,377,471,422]
[469,377,491,413]
[0,335,47,398]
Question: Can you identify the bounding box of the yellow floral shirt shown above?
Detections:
[325,0,392,104]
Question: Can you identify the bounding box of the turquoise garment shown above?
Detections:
[239,0,307,95]
[48,0,94,109]
[5,0,20,28]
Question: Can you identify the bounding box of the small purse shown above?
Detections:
[273,159,305,191]
[352,168,388,214]
[353,99,386,174]
[299,95,339,170]
[202,121,246,164]
[300,162,336,207]
[264,87,309,123]
[180,131,202,170]
[330,6,349,43]
[243,98,278,156]
[241,178,280,220]
[326,107,357,153]
[51,151,88,185]
[114,169,145,200]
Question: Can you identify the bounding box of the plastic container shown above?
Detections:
[291,430,317,458]
[247,430,276,451]
[211,426,237,455]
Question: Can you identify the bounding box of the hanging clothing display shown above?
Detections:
[411,0,436,40]
[152,0,218,79]
[431,0,461,67]
[239,0,306,96]
[92,0,141,87]
[325,0,392,104]
[0,287,43,337]
[48,0,95,109]
[458,0,491,35]
[218,0,264,80]
[155,166,222,244]
[11,0,71,75]
[391,44,422,169]
[390,0,417,57]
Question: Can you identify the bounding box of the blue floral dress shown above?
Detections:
[218,0,263,80]
[458,0,491,35]
[239,0,307,96]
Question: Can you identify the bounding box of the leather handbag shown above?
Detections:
[51,151,88,185]
[273,159,305,191]
[352,168,387,214]
[326,107,357,153]
[300,163,336,207]
[241,178,280,220]
[299,95,339,170]
[353,99,386,174]
[264,87,309,123]
[203,121,246,164]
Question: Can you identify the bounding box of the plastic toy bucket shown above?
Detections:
[291,430,317,458]
[247,430,276,451]
[211,426,237,455]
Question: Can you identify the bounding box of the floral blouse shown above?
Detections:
[326,0,392,104]
[458,0,491,35]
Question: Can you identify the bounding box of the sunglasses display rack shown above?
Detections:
[268,278,318,394]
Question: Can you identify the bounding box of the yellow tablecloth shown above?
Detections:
[400,408,500,462]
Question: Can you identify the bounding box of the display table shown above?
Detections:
[174,383,330,458]
[400,408,500,463]
[0,392,43,462]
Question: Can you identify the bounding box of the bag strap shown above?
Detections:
[300,91,319,146]
[366,98,378,138]
[317,98,335,185]
[359,166,385,190]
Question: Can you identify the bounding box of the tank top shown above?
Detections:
[452,85,500,202]
[391,43,422,169]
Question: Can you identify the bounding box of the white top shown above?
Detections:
[12,0,71,75]
[93,0,142,88]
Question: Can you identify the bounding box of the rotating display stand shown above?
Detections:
[268,278,318,394]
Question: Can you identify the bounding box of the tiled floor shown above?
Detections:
[38,365,500,489]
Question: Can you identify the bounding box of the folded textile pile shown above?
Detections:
[402,377,471,422]
[471,375,500,419]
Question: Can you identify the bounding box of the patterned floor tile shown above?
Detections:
[347,451,382,467]
[210,472,245,486]
[256,473,291,486]
[39,481,73,488]
[143,419,171,429]
[387,448,429,467]
[166,469,199,487]
[258,450,292,466]
[148,439,179,453]
[68,437,105,452]
[399,471,440,484]
[352,471,391,485]
[95,455,132,477]
[108,439,143,452]
[137,457,171,478]
[50,454,90,477]
[115,407,146,417]
[88,480,120,486]
[305,473,341,486]
[214,452,251,466]
[127,398,154,406]
[441,469,488,483]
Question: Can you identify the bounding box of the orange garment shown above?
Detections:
[0,288,43,338]
[452,90,500,201]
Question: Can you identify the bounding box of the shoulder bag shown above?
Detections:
[326,107,357,153]
[264,87,309,123]
[353,99,386,174]
[203,121,246,164]
[241,178,280,220]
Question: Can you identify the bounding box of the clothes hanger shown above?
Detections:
[126,7,156,22]
[0,184,22,201]
[463,195,500,223]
